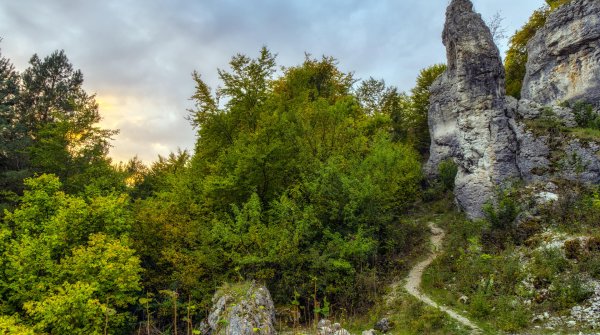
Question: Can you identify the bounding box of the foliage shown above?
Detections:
[483,188,520,232]
[409,64,446,155]
[124,49,427,326]
[438,159,458,192]
[571,101,600,129]
[0,175,141,333]
[0,48,123,202]
[546,0,573,10]
[0,315,37,335]
[354,64,445,155]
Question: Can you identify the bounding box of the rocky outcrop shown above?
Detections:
[426,0,519,218]
[207,282,276,335]
[427,0,600,219]
[521,0,600,107]
[507,97,600,184]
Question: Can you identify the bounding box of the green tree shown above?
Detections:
[0,175,141,334]
[355,77,411,142]
[0,43,27,211]
[409,64,446,155]
[130,150,189,199]
[133,49,427,326]
[546,0,572,10]
[504,8,549,98]
[189,47,276,164]
[17,50,119,193]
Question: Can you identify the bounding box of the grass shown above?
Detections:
[343,288,473,335]
[314,196,477,335]
[523,116,600,143]
[419,188,600,334]
[568,127,600,142]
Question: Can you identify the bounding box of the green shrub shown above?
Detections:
[438,159,458,192]
[564,239,583,260]
[550,275,593,310]
[495,296,529,332]
[481,187,521,249]
[0,315,36,335]
[530,248,568,288]
[572,101,600,129]
[483,189,520,232]
[470,290,493,318]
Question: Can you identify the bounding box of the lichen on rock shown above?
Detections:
[207,281,276,335]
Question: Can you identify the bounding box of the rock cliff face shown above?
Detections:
[428,0,600,219]
[521,0,600,106]
[426,0,519,218]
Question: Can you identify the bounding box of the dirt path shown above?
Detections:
[404,223,483,334]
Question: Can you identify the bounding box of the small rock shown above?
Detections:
[536,191,559,205]
[362,329,376,335]
[318,319,332,329]
[374,317,393,332]
[567,320,577,327]
[458,295,469,304]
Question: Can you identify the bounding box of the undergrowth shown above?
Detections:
[421,184,600,334]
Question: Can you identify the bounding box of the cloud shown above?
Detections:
[0,0,543,163]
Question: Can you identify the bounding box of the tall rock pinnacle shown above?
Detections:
[426,0,519,218]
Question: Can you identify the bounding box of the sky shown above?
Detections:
[0,0,543,164]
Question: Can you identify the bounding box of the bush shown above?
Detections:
[530,248,568,289]
[482,187,521,249]
[495,296,529,332]
[483,189,520,232]
[550,275,593,310]
[587,236,600,252]
[0,315,35,335]
[564,239,583,260]
[572,101,600,129]
[438,159,458,192]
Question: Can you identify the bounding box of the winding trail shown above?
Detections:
[404,223,483,334]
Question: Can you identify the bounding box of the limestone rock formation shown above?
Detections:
[426,0,519,218]
[207,282,276,335]
[427,0,600,219]
[521,0,600,106]
[509,98,600,184]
